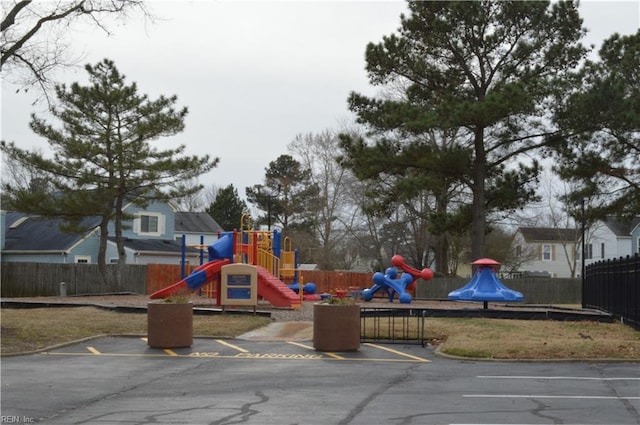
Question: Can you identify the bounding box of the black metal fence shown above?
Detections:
[584,254,639,330]
[360,308,427,346]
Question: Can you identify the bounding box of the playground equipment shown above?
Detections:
[362,255,434,304]
[150,215,317,308]
[448,258,524,309]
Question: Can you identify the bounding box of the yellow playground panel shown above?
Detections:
[234,214,297,282]
[280,237,296,279]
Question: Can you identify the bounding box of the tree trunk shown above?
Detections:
[114,194,126,288]
[433,233,449,276]
[471,127,487,264]
[434,195,450,275]
[97,219,110,288]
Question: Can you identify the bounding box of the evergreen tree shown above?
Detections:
[246,154,319,233]
[206,184,248,231]
[553,30,640,218]
[1,59,219,281]
[340,1,587,262]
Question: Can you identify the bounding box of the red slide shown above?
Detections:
[256,266,301,308]
[149,259,230,299]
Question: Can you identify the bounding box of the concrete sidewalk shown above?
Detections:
[237,321,313,341]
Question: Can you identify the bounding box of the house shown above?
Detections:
[586,216,640,266]
[1,212,103,264]
[175,211,223,246]
[513,227,580,278]
[1,201,223,265]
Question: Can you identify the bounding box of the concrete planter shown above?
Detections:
[147,301,193,348]
[313,303,360,352]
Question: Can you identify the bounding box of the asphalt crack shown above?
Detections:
[337,363,419,424]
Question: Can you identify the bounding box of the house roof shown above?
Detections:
[175,212,223,234]
[2,210,215,254]
[518,227,579,242]
[108,237,200,254]
[601,216,640,237]
[2,211,101,251]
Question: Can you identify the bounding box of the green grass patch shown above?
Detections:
[0,306,271,355]
[363,316,639,360]
[3,307,639,360]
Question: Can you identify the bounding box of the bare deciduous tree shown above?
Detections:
[288,130,356,270]
[1,0,150,101]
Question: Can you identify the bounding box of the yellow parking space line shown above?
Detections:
[287,341,314,350]
[216,339,249,353]
[47,352,183,358]
[45,350,427,362]
[285,341,345,359]
[164,349,178,356]
[87,347,101,355]
[363,343,431,362]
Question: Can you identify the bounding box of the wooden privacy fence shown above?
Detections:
[0,263,210,298]
[298,270,373,293]
[146,263,199,295]
[415,277,582,305]
[300,270,581,304]
[1,262,581,305]
[0,263,147,296]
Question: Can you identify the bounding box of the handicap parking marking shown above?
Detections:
[42,337,431,363]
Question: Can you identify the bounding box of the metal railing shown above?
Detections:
[257,248,280,276]
[584,253,639,330]
[360,307,426,346]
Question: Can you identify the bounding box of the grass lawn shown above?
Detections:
[422,317,640,360]
[0,307,271,355]
[2,306,639,360]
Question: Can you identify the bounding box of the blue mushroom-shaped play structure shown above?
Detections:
[448,258,523,309]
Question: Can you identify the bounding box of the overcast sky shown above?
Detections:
[1,1,639,204]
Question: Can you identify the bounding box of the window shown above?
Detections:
[542,244,552,261]
[141,215,159,233]
[516,245,522,257]
[600,243,605,259]
[134,212,165,236]
[75,255,91,263]
[585,243,593,260]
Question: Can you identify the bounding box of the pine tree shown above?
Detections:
[553,30,640,218]
[1,59,219,281]
[246,154,319,233]
[206,184,248,231]
[340,1,587,262]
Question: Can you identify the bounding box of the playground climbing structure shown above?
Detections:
[150,215,312,308]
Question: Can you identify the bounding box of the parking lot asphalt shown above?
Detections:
[2,336,639,425]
